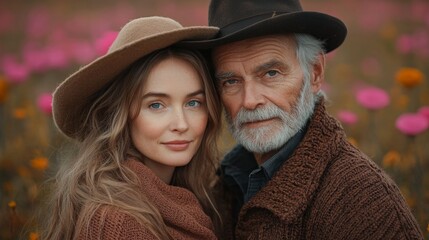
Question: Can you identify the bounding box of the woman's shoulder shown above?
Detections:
[77,205,157,240]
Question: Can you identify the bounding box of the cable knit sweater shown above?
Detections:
[218,99,423,239]
[77,159,217,240]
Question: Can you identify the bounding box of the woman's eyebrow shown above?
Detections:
[142,89,205,99]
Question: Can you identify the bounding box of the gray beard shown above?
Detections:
[225,80,317,153]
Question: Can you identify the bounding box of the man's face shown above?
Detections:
[212,35,322,153]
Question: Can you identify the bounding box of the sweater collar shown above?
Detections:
[124,159,217,239]
[239,98,346,222]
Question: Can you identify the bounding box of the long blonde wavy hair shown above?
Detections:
[40,48,222,240]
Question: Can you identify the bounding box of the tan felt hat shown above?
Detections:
[52,16,218,139]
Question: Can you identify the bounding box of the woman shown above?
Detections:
[41,17,222,239]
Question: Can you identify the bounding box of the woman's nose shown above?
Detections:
[170,108,189,132]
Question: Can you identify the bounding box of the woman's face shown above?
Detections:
[130,57,208,182]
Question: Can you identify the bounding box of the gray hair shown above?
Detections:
[294,33,325,99]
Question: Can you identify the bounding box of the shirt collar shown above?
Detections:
[221,121,309,191]
[221,145,257,194]
[261,124,308,179]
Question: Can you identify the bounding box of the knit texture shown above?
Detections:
[77,159,217,240]
[219,99,423,240]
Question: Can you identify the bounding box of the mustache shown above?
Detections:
[234,104,286,127]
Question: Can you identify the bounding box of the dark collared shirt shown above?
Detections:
[220,123,308,220]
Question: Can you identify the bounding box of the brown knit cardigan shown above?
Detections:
[218,99,423,240]
[77,159,217,240]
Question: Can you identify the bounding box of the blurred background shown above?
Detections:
[1,0,428,239]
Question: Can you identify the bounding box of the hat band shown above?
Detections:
[217,12,286,38]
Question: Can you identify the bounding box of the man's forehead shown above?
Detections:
[212,34,296,70]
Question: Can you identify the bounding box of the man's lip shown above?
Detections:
[242,118,276,126]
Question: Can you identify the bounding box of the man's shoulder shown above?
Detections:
[332,143,391,179]
[308,151,423,239]
[315,146,414,219]
[324,145,396,192]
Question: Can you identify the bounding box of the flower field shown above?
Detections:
[1,0,428,239]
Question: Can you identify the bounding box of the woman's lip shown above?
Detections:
[163,140,191,144]
[162,140,191,151]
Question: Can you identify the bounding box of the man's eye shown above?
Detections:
[266,70,278,77]
[223,79,238,86]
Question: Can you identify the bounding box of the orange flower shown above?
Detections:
[395,67,424,88]
[0,76,8,103]
[382,150,401,167]
[29,232,39,240]
[30,157,49,171]
[13,108,27,119]
[8,200,16,209]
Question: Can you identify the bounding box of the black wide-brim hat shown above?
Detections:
[180,0,347,53]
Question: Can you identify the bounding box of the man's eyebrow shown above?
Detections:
[255,59,287,72]
[142,89,204,99]
[255,59,287,74]
[215,60,287,80]
[215,71,234,81]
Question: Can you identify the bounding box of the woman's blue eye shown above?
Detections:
[187,100,201,107]
[149,103,162,109]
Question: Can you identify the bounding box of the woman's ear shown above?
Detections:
[310,53,326,93]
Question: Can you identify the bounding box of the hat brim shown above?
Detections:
[53,26,218,139]
[178,11,347,53]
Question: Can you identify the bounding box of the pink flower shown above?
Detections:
[37,93,53,115]
[356,87,390,110]
[337,110,358,125]
[396,34,413,54]
[44,46,70,69]
[396,31,429,57]
[1,56,30,83]
[395,113,429,136]
[23,46,70,72]
[418,106,429,122]
[67,40,97,64]
[23,48,48,72]
[95,31,118,55]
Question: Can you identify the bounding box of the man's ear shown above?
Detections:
[311,53,325,93]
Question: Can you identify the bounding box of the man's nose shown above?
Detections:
[242,81,266,110]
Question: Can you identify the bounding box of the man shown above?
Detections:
[181,0,423,239]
